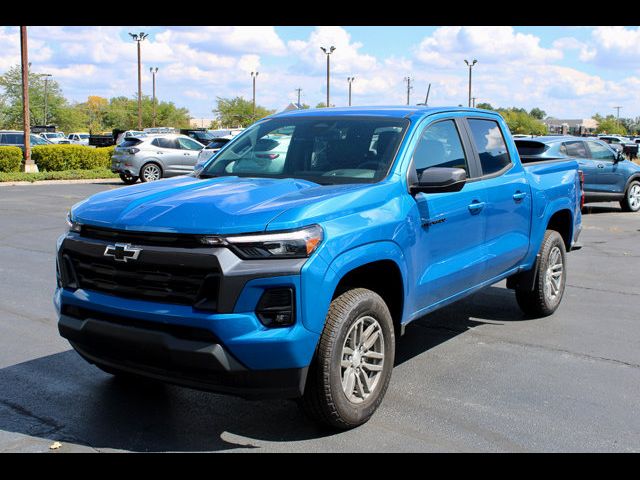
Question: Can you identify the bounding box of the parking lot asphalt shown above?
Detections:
[0,182,638,452]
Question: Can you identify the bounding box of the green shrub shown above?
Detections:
[0,168,118,183]
[31,144,115,171]
[0,146,23,172]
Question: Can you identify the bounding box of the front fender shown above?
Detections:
[300,240,409,334]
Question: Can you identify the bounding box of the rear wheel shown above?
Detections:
[620,181,640,212]
[119,172,139,184]
[140,163,163,182]
[515,230,567,317]
[300,288,395,430]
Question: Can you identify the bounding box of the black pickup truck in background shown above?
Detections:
[88,129,125,148]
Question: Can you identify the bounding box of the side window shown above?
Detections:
[587,141,615,161]
[561,141,588,158]
[412,120,469,177]
[152,137,178,149]
[178,137,204,150]
[467,118,512,176]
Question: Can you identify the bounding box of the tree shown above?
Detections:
[476,102,494,110]
[213,96,275,128]
[498,108,547,135]
[529,107,546,120]
[0,64,68,129]
[593,113,627,135]
[315,102,327,108]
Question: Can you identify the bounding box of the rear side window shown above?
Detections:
[152,137,179,149]
[467,119,512,176]
[413,120,469,176]
[560,141,588,158]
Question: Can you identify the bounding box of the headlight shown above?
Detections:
[66,211,81,233]
[201,225,323,259]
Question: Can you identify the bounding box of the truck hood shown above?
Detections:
[71,175,373,234]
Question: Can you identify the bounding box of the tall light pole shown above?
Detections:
[129,32,148,130]
[20,27,37,172]
[404,76,412,105]
[251,71,259,120]
[472,97,477,108]
[41,73,52,125]
[347,77,355,106]
[150,67,158,127]
[320,46,336,107]
[464,59,477,108]
[295,88,302,107]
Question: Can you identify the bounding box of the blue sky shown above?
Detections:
[2,26,640,120]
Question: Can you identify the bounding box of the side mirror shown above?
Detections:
[410,167,467,194]
[614,150,624,163]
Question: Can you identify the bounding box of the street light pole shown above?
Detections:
[251,71,259,120]
[42,73,52,125]
[320,46,335,107]
[150,67,158,127]
[129,32,148,130]
[404,76,412,105]
[464,59,477,108]
[347,77,355,106]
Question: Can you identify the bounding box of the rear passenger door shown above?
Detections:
[410,118,488,310]
[176,137,204,173]
[560,140,597,192]
[151,137,182,175]
[463,117,532,281]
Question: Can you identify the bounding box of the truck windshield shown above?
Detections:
[199,116,408,184]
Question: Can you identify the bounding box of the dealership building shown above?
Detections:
[542,117,598,136]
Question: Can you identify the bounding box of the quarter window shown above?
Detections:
[413,120,469,176]
[467,119,512,175]
[560,141,588,158]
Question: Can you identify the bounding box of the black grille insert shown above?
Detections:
[80,225,206,248]
[62,250,219,307]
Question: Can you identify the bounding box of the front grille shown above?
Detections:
[80,225,205,249]
[62,250,219,308]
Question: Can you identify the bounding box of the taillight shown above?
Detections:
[578,170,585,209]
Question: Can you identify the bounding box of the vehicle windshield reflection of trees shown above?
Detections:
[200,117,408,184]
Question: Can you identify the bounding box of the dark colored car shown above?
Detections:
[0,130,52,152]
[598,135,638,159]
[515,135,640,212]
[180,128,216,146]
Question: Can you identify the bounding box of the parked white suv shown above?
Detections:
[67,133,90,146]
[40,132,71,144]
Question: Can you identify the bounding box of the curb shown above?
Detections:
[0,178,120,187]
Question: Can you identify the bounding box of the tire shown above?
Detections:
[119,172,139,184]
[300,288,395,430]
[620,180,640,212]
[139,162,163,182]
[515,230,567,317]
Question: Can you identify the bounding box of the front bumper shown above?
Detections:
[58,310,308,399]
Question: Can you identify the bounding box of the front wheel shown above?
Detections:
[515,230,567,317]
[300,288,395,430]
[620,181,640,212]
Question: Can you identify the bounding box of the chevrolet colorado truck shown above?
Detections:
[55,107,583,429]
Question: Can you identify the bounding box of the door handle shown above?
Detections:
[513,191,527,202]
[597,164,604,168]
[468,201,485,214]
[157,151,163,154]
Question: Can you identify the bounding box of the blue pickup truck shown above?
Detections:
[55,107,583,429]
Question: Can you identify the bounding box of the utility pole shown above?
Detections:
[472,97,477,108]
[295,88,302,107]
[251,71,259,121]
[129,32,148,130]
[613,106,622,130]
[150,67,158,127]
[320,46,336,107]
[347,77,355,106]
[20,27,37,172]
[404,77,412,105]
[464,59,477,108]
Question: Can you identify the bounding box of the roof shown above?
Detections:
[515,135,599,144]
[271,105,498,119]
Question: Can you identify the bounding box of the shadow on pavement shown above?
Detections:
[0,286,526,452]
[582,204,623,215]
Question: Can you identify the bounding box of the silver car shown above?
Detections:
[111,134,205,184]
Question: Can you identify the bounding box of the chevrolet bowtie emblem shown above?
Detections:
[104,243,142,262]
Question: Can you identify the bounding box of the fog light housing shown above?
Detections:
[256,288,295,327]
